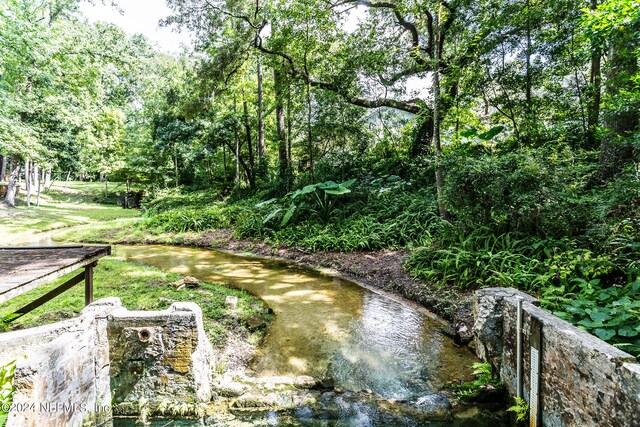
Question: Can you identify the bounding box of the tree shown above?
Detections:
[583,0,640,177]
[164,0,537,216]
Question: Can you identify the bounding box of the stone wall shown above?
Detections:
[107,302,213,415]
[0,297,121,427]
[0,299,214,425]
[473,288,640,427]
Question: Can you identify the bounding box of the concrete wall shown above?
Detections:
[107,302,213,415]
[0,299,214,426]
[473,288,640,427]
[0,298,121,427]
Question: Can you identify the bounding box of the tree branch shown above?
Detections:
[335,0,428,64]
[254,35,422,114]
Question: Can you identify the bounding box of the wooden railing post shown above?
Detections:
[85,262,96,306]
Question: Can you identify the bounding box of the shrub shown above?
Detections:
[0,360,16,427]
[442,147,596,237]
[540,279,640,357]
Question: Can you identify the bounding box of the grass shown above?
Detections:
[0,181,140,244]
[0,255,272,349]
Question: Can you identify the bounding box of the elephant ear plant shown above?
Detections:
[0,360,16,427]
[258,179,356,227]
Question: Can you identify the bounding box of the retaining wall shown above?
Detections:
[108,302,213,414]
[473,288,640,427]
[0,298,120,427]
[0,298,213,426]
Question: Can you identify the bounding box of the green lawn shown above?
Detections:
[0,181,272,351]
[0,181,141,244]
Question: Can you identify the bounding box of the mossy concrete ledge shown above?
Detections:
[473,287,640,427]
[0,298,214,426]
[107,301,214,415]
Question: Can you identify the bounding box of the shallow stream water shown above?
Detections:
[116,245,477,400]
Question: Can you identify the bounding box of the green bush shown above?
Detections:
[0,360,16,427]
[540,279,640,357]
[442,147,596,237]
[406,229,618,290]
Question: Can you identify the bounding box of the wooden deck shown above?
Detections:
[0,245,111,312]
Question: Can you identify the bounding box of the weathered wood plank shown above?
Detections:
[0,246,111,305]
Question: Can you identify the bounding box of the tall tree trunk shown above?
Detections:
[304,20,314,182]
[104,174,108,198]
[286,91,292,172]
[306,80,314,182]
[0,156,6,182]
[45,169,52,190]
[242,81,255,187]
[274,68,289,184]
[257,58,265,161]
[525,0,532,119]
[9,158,14,182]
[433,7,450,220]
[223,143,227,184]
[30,163,36,187]
[410,113,434,157]
[35,165,42,207]
[173,142,179,188]
[586,0,602,147]
[25,159,31,207]
[234,94,241,191]
[235,132,240,190]
[5,161,21,208]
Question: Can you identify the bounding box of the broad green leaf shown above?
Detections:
[459,128,477,138]
[341,178,357,188]
[324,187,350,195]
[618,326,639,337]
[478,125,505,141]
[579,319,604,328]
[255,198,277,208]
[589,310,612,323]
[594,328,616,341]
[317,181,338,189]
[263,208,283,224]
[281,203,296,226]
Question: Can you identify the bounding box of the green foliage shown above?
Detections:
[0,360,16,427]
[449,362,502,399]
[260,179,356,227]
[0,315,19,333]
[254,180,441,251]
[143,204,239,233]
[507,397,529,423]
[540,279,640,356]
[132,177,443,252]
[0,259,272,350]
[442,146,596,236]
[407,228,615,289]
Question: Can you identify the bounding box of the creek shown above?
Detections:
[112,245,507,426]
